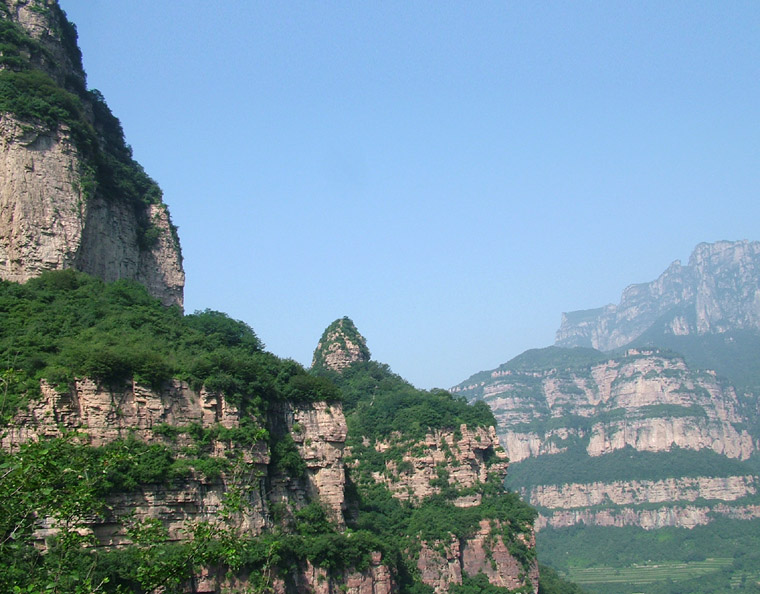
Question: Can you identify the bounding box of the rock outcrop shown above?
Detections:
[555,241,760,350]
[0,0,184,306]
[455,348,755,464]
[354,425,537,594]
[369,424,508,505]
[312,316,371,372]
[2,378,344,539]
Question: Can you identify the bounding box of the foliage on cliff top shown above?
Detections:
[455,346,607,391]
[505,446,759,492]
[0,270,337,422]
[318,359,495,440]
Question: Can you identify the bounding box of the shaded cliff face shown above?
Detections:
[555,240,760,351]
[0,0,184,306]
[453,347,760,532]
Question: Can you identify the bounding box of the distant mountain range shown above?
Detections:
[453,240,760,593]
[556,240,760,351]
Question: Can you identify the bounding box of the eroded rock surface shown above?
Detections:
[555,240,760,350]
[0,2,184,305]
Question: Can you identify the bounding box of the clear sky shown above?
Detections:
[60,1,760,389]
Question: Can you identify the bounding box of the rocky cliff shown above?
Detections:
[1,375,395,593]
[369,427,539,593]
[555,240,760,351]
[315,318,541,593]
[312,316,371,372]
[0,0,184,306]
[455,347,755,465]
[453,347,760,532]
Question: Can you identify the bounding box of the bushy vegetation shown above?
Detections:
[505,446,759,492]
[0,270,337,421]
[319,360,495,440]
[500,347,607,373]
[0,270,549,591]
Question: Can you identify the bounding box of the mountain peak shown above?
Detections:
[311,316,370,372]
[555,239,760,350]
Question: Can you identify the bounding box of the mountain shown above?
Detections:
[454,241,760,592]
[0,286,550,593]
[0,3,580,591]
[555,240,760,352]
[0,0,184,306]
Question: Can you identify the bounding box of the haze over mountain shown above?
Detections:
[454,239,760,592]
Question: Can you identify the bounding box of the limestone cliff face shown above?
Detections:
[0,1,184,306]
[312,317,371,372]
[369,424,508,505]
[555,241,760,350]
[455,349,755,464]
[453,347,759,532]
[2,378,389,593]
[356,426,537,594]
[536,503,760,531]
[528,475,758,509]
[527,476,760,530]
[417,523,539,594]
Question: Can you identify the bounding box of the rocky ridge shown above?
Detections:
[0,0,184,306]
[555,240,760,351]
[453,347,760,532]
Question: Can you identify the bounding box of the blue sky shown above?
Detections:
[60,1,760,389]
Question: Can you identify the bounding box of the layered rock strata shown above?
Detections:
[2,378,385,592]
[454,348,759,532]
[455,349,754,464]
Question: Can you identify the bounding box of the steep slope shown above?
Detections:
[555,240,760,351]
[1,287,549,593]
[0,0,183,306]
[313,319,542,593]
[0,273,397,593]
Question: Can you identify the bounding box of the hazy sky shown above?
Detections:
[60,1,760,389]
